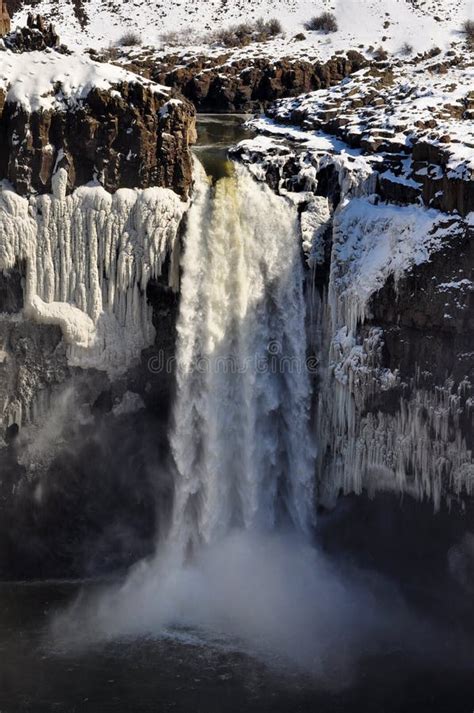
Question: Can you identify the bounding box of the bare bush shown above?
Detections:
[160,28,200,46]
[304,12,338,34]
[100,44,119,62]
[372,45,389,61]
[159,18,283,49]
[265,18,283,36]
[117,30,142,47]
[462,19,474,46]
[206,18,283,47]
[400,41,413,56]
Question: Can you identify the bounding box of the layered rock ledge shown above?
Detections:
[266,51,473,216]
[99,47,367,113]
[0,32,196,197]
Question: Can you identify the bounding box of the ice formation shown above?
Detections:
[316,307,474,509]
[329,197,465,333]
[0,169,185,376]
[311,175,473,507]
[240,126,473,506]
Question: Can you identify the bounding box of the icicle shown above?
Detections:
[0,179,186,377]
[306,163,473,508]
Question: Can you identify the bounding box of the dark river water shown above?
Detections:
[1,117,473,713]
[192,113,254,179]
[0,576,473,713]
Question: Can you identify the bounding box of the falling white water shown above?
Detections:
[51,160,326,661]
[170,161,315,551]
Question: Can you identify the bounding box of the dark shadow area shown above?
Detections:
[318,491,474,635]
[0,491,473,713]
[0,408,173,581]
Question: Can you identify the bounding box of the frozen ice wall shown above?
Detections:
[300,158,474,508]
[0,169,185,377]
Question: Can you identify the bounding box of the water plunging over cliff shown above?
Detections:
[48,154,474,690]
[170,160,315,552]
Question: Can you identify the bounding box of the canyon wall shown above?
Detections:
[234,98,473,509]
[0,23,195,578]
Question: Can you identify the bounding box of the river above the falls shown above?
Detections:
[1,114,473,713]
[192,114,254,179]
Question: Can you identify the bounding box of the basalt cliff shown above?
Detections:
[234,46,473,509]
[0,18,196,578]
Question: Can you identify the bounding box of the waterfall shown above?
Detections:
[50,160,428,674]
[169,161,315,551]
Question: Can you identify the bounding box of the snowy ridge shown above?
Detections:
[11,0,473,53]
[0,48,169,112]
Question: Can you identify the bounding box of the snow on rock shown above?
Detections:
[0,178,186,376]
[316,174,472,507]
[330,197,464,331]
[159,98,183,118]
[317,181,472,507]
[267,53,474,209]
[236,120,473,506]
[0,48,169,113]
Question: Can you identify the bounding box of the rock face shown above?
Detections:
[0,16,196,198]
[0,0,10,36]
[251,49,473,509]
[0,81,196,199]
[364,222,474,461]
[122,51,367,113]
[410,141,474,217]
[3,13,60,51]
[0,317,68,431]
[371,228,474,388]
[234,131,473,509]
[0,27,196,430]
[268,54,473,216]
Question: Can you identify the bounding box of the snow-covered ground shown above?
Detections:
[11,0,473,54]
[248,50,473,193]
[0,48,170,112]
